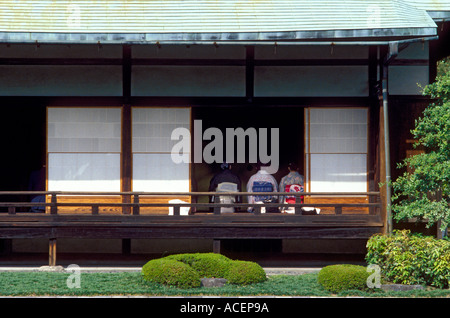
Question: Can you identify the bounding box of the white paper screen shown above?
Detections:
[132,154,190,192]
[309,108,367,154]
[132,108,190,192]
[48,107,121,152]
[48,153,120,191]
[310,154,367,192]
[47,107,121,192]
[307,108,368,193]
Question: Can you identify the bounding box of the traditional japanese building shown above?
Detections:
[0,0,449,264]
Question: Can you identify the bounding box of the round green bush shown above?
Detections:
[224,260,267,285]
[318,264,370,293]
[165,253,232,278]
[141,258,201,289]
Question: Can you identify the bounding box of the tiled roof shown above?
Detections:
[406,0,450,19]
[0,0,441,44]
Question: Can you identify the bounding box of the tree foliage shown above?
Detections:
[391,57,450,230]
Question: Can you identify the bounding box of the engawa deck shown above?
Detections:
[0,191,384,265]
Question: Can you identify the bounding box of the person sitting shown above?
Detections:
[279,163,304,213]
[279,163,319,214]
[208,162,241,213]
[246,162,278,213]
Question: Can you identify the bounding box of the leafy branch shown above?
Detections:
[391,58,450,231]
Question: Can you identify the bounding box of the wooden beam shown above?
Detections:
[4,96,372,108]
[0,58,122,65]
[388,59,429,66]
[253,59,369,66]
[0,57,369,67]
[122,45,132,103]
[246,46,255,102]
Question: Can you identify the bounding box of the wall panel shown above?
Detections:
[254,66,368,97]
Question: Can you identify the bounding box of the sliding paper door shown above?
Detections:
[132,107,190,192]
[47,107,121,192]
[305,108,368,193]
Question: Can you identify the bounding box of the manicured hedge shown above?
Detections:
[225,260,267,285]
[141,253,267,288]
[141,258,201,289]
[317,264,370,293]
[366,230,450,288]
[165,252,232,278]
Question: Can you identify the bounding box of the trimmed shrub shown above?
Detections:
[366,230,450,288]
[142,253,267,288]
[225,260,267,285]
[141,258,201,289]
[165,253,232,278]
[317,264,370,293]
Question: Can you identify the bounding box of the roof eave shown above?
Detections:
[427,11,450,21]
[0,27,438,45]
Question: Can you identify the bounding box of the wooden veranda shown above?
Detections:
[0,191,384,266]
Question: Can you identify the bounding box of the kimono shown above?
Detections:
[279,171,304,204]
[246,169,278,205]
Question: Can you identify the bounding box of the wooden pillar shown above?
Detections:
[121,45,132,214]
[213,195,221,215]
[379,102,388,234]
[121,104,132,215]
[49,238,57,267]
[368,46,378,196]
[122,44,132,104]
[121,45,133,256]
[246,45,254,103]
[213,239,221,254]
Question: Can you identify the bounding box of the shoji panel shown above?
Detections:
[306,108,368,193]
[132,107,190,192]
[47,107,121,192]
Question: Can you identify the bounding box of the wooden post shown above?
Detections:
[246,45,254,103]
[121,44,132,215]
[133,194,140,215]
[294,194,302,215]
[121,103,132,215]
[49,238,57,266]
[379,102,388,234]
[50,193,57,215]
[213,239,221,254]
[214,195,221,215]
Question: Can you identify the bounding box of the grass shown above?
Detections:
[1,271,450,297]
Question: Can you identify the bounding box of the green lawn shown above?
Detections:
[0,271,449,297]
